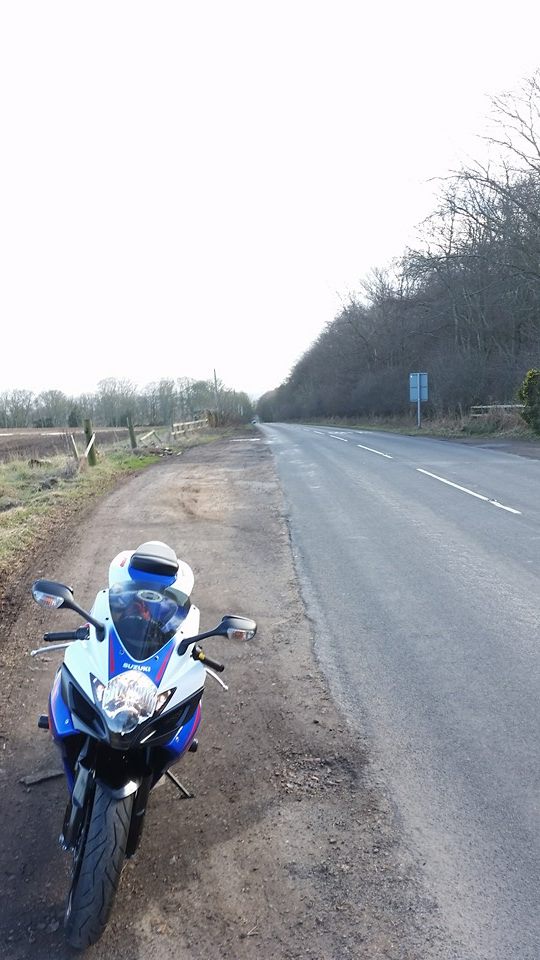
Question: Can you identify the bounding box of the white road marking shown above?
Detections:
[329,434,348,442]
[312,430,326,435]
[230,438,261,442]
[417,468,521,514]
[357,444,393,459]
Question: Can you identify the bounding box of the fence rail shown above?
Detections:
[470,404,525,418]
[137,429,164,446]
[171,418,208,437]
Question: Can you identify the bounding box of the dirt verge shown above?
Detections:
[0,437,447,959]
[447,435,540,460]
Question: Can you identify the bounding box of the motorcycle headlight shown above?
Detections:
[101,671,158,735]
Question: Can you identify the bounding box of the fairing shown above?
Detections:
[50,555,205,763]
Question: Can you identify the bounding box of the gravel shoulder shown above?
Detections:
[434,434,540,460]
[0,437,447,959]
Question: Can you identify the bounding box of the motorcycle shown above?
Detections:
[30,539,256,949]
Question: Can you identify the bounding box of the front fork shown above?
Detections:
[126,773,152,857]
[60,741,149,857]
[60,753,95,851]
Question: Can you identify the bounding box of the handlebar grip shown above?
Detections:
[43,627,89,642]
[203,656,225,673]
[193,648,225,672]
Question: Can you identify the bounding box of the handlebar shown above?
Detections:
[192,646,225,673]
[43,627,90,642]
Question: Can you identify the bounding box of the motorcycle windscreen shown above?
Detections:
[109,582,189,659]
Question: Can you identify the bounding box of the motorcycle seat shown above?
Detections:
[129,541,180,578]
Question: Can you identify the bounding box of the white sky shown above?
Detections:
[1,1,539,401]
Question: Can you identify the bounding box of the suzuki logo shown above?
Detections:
[122,662,152,673]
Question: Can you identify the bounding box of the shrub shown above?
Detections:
[517,369,540,434]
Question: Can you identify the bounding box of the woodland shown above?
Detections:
[0,377,253,429]
[257,73,540,423]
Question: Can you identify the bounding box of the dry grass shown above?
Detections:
[301,409,536,439]
[0,426,255,575]
[0,451,160,572]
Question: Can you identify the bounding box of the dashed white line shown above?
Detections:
[357,444,393,459]
[417,468,521,514]
[308,433,521,516]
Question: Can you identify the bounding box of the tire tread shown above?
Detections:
[64,783,134,949]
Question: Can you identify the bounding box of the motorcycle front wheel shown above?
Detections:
[64,781,134,949]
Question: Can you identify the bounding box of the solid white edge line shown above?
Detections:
[357,444,393,459]
[417,468,521,514]
[329,434,349,442]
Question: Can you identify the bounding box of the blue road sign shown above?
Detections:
[409,372,428,402]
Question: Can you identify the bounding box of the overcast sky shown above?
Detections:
[1,2,539,401]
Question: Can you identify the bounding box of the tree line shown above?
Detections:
[0,376,254,429]
[257,72,540,423]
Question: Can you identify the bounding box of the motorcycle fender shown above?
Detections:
[62,772,141,851]
[96,777,141,801]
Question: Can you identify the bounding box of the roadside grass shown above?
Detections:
[0,425,253,580]
[298,410,537,440]
[0,451,159,576]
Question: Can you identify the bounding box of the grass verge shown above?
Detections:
[296,411,538,440]
[0,451,160,579]
[0,425,253,581]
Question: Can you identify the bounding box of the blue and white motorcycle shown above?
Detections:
[31,540,256,949]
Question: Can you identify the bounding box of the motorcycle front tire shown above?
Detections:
[64,780,134,949]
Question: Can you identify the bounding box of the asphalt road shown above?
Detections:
[263,423,540,960]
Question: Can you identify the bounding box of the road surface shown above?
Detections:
[263,423,540,960]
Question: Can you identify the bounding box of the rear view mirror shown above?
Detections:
[177,614,258,655]
[31,578,105,638]
[218,615,257,641]
[32,579,74,609]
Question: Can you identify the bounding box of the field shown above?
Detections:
[0,426,131,463]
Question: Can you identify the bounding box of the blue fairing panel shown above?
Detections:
[49,669,76,739]
[164,703,201,757]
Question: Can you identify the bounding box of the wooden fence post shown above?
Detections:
[83,418,97,466]
[69,434,80,462]
[127,415,137,451]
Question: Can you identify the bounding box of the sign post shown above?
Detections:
[409,373,428,428]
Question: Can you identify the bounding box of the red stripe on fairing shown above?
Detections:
[109,634,115,678]
[193,703,202,732]
[155,645,174,683]
[186,703,202,750]
[48,670,62,737]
